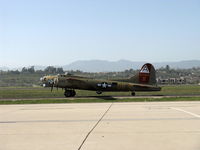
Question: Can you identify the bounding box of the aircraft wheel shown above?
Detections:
[96,91,102,94]
[64,91,71,97]
[71,90,76,97]
[131,92,136,96]
[64,90,76,97]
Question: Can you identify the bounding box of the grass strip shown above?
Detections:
[0,97,200,105]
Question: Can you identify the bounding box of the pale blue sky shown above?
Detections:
[0,0,200,67]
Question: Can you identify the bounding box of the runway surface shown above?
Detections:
[0,101,200,150]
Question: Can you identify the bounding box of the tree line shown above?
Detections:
[1,66,65,75]
[0,65,199,86]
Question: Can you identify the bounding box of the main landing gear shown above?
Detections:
[64,89,76,97]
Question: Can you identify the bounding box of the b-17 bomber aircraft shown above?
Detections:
[40,63,161,97]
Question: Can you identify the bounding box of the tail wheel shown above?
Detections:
[96,91,102,94]
[131,92,135,96]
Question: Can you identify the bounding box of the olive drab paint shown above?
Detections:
[40,63,161,97]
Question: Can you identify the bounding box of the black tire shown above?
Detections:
[131,92,136,96]
[64,91,71,97]
[71,90,76,97]
[64,90,76,97]
[96,91,102,94]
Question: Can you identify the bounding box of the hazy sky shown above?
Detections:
[0,0,200,67]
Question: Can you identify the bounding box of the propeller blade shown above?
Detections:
[51,84,54,92]
[53,77,59,91]
[48,79,55,92]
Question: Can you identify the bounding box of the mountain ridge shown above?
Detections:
[1,60,200,72]
[62,60,200,72]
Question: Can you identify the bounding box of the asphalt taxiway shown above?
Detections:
[0,101,200,150]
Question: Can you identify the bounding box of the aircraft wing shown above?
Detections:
[132,83,161,91]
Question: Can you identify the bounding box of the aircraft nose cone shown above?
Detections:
[40,76,58,88]
[40,76,47,87]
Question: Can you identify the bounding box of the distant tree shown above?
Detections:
[166,65,170,72]
[44,66,57,74]
[56,67,64,74]
[28,66,35,73]
[22,67,28,73]
[10,70,20,74]
[35,70,43,74]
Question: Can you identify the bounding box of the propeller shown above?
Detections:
[48,79,54,92]
[54,77,59,91]
[49,77,59,92]
[51,84,54,92]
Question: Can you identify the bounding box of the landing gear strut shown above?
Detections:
[131,92,135,96]
[64,89,76,97]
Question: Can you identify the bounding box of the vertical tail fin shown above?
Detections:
[130,63,157,85]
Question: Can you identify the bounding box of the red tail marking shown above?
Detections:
[139,64,151,84]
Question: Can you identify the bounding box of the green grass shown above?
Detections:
[0,85,200,105]
[138,85,200,96]
[0,97,200,105]
[0,85,200,99]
